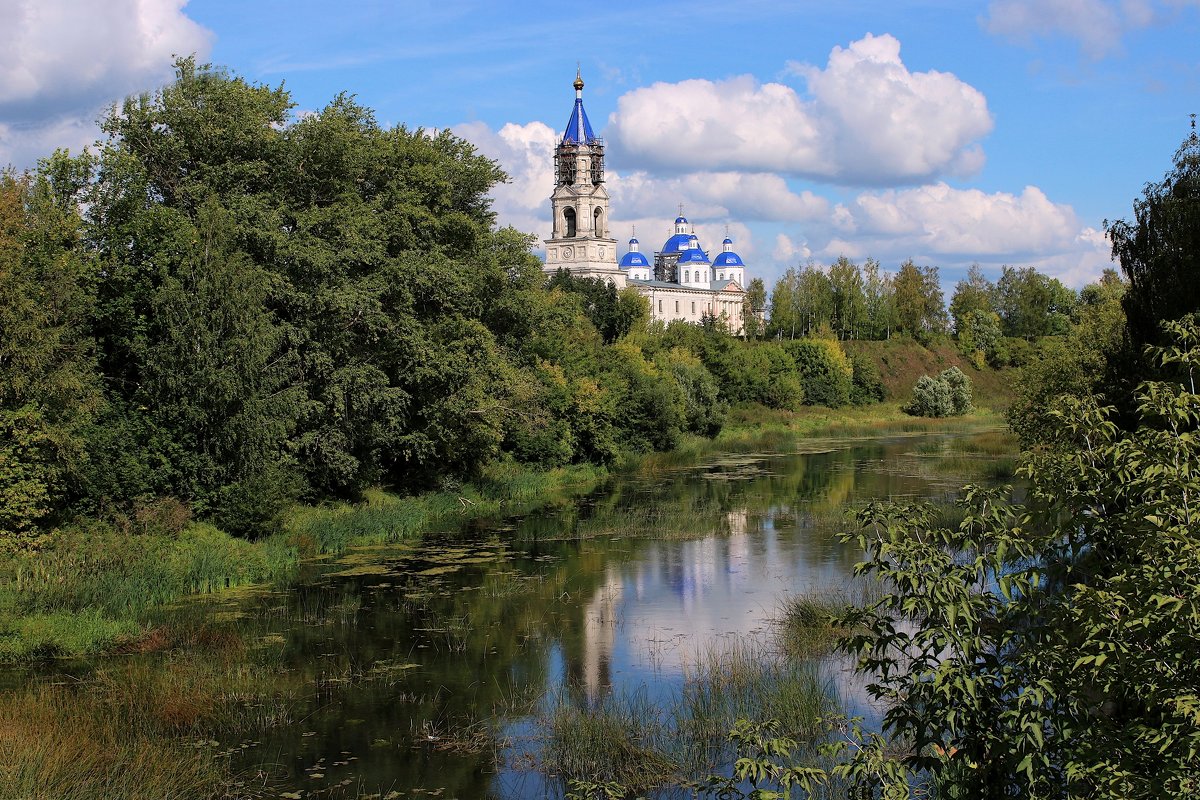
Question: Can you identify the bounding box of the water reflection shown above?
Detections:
[206,431,1010,797]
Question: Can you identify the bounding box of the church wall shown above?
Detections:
[635,283,746,335]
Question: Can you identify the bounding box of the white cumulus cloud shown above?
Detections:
[456,119,828,248]
[810,183,1113,286]
[607,33,993,186]
[0,0,212,168]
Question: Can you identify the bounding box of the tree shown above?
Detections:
[862,258,896,340]
[1006,271,1127,447]
[834,319,1200,798]
[1108,122,1200,351]
[829,256,867,340]
[956,308,1003,367]
[949,264,995,333]
[893,260,947,339]
[743,277,767,340]
[0,168,102,548]
[995,266,1077,340]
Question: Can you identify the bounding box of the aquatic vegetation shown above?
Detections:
[543,691,676,794]
[775,594,848,658]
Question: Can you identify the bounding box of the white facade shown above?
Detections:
[543,73,750,334]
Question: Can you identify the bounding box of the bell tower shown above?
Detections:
[543,70,623,286]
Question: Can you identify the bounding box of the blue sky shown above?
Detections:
[2,0,1197,289]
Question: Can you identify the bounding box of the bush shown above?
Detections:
[849,355,886,405]
[903,367,973,417]
[783,339,853,408]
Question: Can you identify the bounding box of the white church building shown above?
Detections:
[542,71,749,334]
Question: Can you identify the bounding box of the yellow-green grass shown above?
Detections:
[4,644,298,800]
[2,461,608,662]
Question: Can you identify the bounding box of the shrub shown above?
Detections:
[904,367,973,417]
[783,339,853,408]
[849,355,886,405]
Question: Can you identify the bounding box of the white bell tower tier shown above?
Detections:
[543,70,624,288]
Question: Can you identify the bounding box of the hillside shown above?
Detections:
[844,337,1017,410]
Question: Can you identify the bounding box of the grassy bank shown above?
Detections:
[843,336,1017,410]
[0,461,608,663]
[1,403,1008,663]
[716,401,1005,446]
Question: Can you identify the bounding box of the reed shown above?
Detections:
[3,647,298,800]
[543,690,676,793]
[775,594,847,659]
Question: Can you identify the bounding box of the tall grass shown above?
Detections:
[4,647,296,800]
[2,461,607,662]
[775,594,848,659]
[284,462,608,556]
[543,690,675,793]
[539,638,839,789]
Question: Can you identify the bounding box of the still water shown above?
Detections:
[202,431,1007,797]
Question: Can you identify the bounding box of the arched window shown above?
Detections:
[684,270,690,283]
[593,207,603,236]
[563,207,576,238]
[718,272,724,281]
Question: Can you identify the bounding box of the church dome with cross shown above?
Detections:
[541,71,750,334]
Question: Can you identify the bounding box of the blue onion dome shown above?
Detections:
[713,250,745,267]
[663,231,692,252]
[675,215,687,225]
[620,250,651,269]
[677,245,711,265]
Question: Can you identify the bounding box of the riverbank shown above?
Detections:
[1,403,1005,664]
[3,409,1019,800]
[1,461,609,663]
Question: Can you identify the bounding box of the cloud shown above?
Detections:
[606,33,993,186]
[983,0,1200,57]
[0,0,212,167]
[455,119,828,244]
[811,183,1112,286]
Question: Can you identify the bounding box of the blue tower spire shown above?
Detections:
[563,68,597,145]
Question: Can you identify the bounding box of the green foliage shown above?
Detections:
[949,264,996,333]
[702,720,830,800]
[893,260,947,341]
[833,320,1200,798]
[903,367,973,418]
[0,170,101,547]
[547,269,649,343]
[994,265,1077,340]
[1007,271,1126,446]
[955,308,1003,367]
[743,277,767,340]
[1108,125,1200,351]
[769,265,833,339]
[849,354,886,406]
[783,339,853,408]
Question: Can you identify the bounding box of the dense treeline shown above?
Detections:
[0,60,893,549]
[767,254,1079,366]
[1,60,687,544]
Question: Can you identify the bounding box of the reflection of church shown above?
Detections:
[542,71,750,334]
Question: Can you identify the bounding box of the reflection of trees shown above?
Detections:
[223,434,986,796]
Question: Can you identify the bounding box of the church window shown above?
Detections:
[564,207,576,238]
[594,207,604,236]
[658,299,663,313]
[691,301,696,314]
[719,272,724,280]
[675,301,679,313]
[684,270,690,283]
